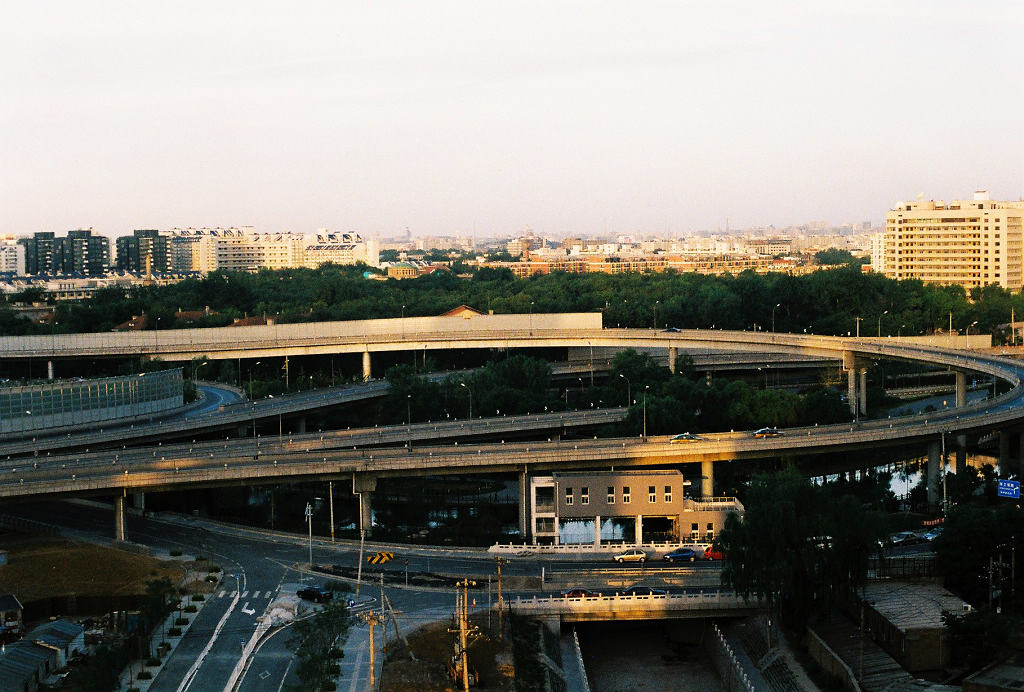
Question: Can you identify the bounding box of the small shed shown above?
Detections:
[29,619,85,666]
[0,594,24,637]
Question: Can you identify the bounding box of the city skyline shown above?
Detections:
[2,1,1021,238]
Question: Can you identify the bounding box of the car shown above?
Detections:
[561,587,601,598]
[753,427,784,438]
[663,547,698,563]
[297,586,333,603]
[621,585,668,596]
[703,546,725,561]
[670,433,705,443]
[921,528,943,542]
[662,327,681,333]
[612,548,648,563]
[889,531,924,546]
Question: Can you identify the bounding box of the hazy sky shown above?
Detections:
[2,1,1022,238]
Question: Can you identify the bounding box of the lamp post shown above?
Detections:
[854,316,862,338]
[878,310,888,337]
[529,301,535,333]
[967,320,979,336]
[193,361,208,382]
[460,382,472,419]
[619,373,631,407]
[653,300,660,329]
[771,303,780,333]
[248,361,260,399]
[304,502,314,571]
[406,394,412,448]
[642,385,650,440]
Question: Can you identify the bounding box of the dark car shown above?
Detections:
[297,586,333,603]
[662,327,681,333]
[753,427,784,438]
[662,547,698,563]
[561,587,601,598]
[621,585,668,596]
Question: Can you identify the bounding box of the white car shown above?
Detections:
[612,548,648,563]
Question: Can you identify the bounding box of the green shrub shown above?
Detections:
[168,627,182,637]
[326,663,340,674]
[175,617,189,626]
[169,549,182,557]
[191,594,205,602]
[183,605,197,613]
[205,575,218,582]
[137,671,152,680]
[210,565,222,572]
[146,657,160,667]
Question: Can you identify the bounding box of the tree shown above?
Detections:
[719,467,886,630]
[288,598,352,691]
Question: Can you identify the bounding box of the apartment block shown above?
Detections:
[882,191,1024,291]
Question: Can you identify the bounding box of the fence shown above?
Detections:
[0,369,183,435]
[706,623,757,692]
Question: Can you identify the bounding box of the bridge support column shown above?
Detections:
[668,346,677,373]
[927,440,941,508]
[634,515,643,546]
[1000,430,1012,472]
[859,369,868,415]
[296,416,306,434]
[954,435,967,475]
[847,368,857,414]
[47,360,54,380]
[594,516,601,547]
[114,495,127,542]
[701,460,714,498]
[353,474,377,537]
[519,470,528,541]
[132,493,145,511]
[362,350,372,382]
[955,372,967,408]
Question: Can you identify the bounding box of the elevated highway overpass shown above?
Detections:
[512,590,762,627]
[2,319,1022,540]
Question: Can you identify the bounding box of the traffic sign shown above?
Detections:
[367,551,394,564]
[997,479,1020,499]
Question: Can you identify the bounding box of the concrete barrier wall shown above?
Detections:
[806,627,861,692]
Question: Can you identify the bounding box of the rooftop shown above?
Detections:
[862,582,967,632]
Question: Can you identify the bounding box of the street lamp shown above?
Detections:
[406,394,412,447]
[967,320,979,336]
[304,502,314,571]
[642,385,650,440]
[619,373,631,406]
[898,324,906,339]
[529,301,535,333]
[878,310,888,337]
[653,300,660,329]
[460,382,472,419]
[248,361,260,399]
[771,303,781,333]
[193,361,208,382]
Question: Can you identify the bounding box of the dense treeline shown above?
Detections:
[2,263,1021,342]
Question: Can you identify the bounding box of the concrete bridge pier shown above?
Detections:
[47,360,54,380]
[593,515,601,547]
[999,430,1013,473]
[132,493,145,511]
[954,435,967,475]
[955,371,967,408]
[362,350,372,382]
[114,494,127,541]
[701,460,714,497]
[668,346,677,373]
[859,369,868,416]
[519,469,529,540]
[353,473,377,537]
[296,416,306,434]
[927,440,941,507]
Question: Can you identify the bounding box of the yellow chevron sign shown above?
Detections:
[367,551,394,564]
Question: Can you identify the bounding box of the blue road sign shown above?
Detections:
[997,479,1020,499]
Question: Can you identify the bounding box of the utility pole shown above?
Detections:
[452,578,476,692]
[356,528,366,595]
[328,481,335,543]
[360,611,382,689]
[496,557,505,640]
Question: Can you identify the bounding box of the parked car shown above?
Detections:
[753,427,784,438]
[561,587,601,598]
[621,585,668,596]
[662,327,681,333]
[297,586,333,603]
[612,548,648,563]
[663,547,698,563]
[889,531,924,546]
[703,546,725,561]
[670,433,705,443]
[921,528,943,542]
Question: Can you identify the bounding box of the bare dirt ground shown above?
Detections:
[0,531,186,601]
[381,614,514,692]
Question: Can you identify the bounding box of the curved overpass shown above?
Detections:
[3,323,1023,543]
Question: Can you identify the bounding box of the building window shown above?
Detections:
[622,486,631,504]
[565,487,573,506]
[607,486,615,504]
[581,487,589,505]
[664,485,672,503]
[649,486,657,503]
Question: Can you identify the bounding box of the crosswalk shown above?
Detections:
[216,589,277,599]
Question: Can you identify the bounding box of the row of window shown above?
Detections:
[564,485,673,505]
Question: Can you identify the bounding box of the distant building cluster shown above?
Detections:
[870,191,1024,292]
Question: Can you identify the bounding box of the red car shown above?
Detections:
[703,546,725,561]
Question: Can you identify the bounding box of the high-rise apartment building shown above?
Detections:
[882,191,1024,291]
[17,230,109,276]
[116,229,170,273]
[1,235,26,274]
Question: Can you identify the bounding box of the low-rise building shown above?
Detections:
[528,470,742,546]
[0,593,23,637]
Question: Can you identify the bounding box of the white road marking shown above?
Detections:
[252,590,260,598]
